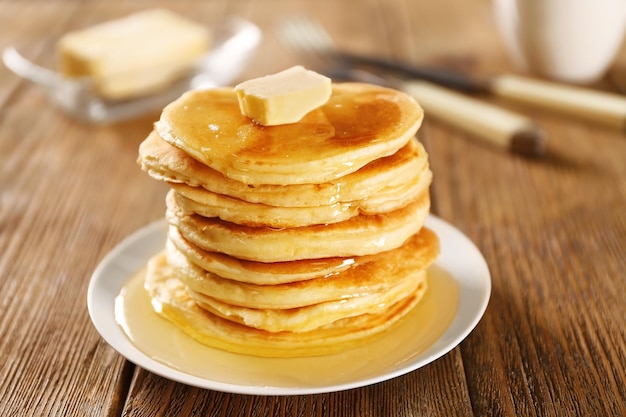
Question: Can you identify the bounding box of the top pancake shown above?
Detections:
[155,82,423,185]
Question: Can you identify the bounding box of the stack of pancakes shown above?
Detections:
[137,82,439,357]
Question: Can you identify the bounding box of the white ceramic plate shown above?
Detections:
[87,216,490,395]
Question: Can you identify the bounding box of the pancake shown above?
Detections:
[155,83,424,185]
[170,161,431,227]
[166,189,431,262]
[167,226,355,284]
[171,184,361,228]
[191,270,426,333]
[167,224,440,285]
[139,131,430,208]
[145,251,427,357]
[165,227,439,309]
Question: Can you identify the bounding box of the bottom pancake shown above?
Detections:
[145,252,428,358]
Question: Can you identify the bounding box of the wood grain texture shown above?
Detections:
[0,0,624,416]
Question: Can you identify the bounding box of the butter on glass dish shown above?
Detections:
[2,10,261,124]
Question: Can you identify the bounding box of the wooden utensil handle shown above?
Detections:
[491,75,626,129]
[402,80,545,155]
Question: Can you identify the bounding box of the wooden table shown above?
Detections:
[1,1,625,416]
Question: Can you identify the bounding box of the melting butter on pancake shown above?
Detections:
[139,131,430,208]
[145,252,426,357]
[155,83,423,185]
[168,224,440,285]
[166,189,430,262]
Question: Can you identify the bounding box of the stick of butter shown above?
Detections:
[234,66,332,126]
[57,9,210,100]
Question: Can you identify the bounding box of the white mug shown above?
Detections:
[494,0,626,84]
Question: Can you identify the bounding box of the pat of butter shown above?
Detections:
[57,9,210,100]
[234,66,332,126]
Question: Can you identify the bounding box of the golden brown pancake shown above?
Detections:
[167,224,440,285]
[166,189,430,262]
[170,161,431,227]
[145,251,427,357]
[170,184,362,228]
[164,227,439,309]
[155,83,424,185]
[191,270,426,333]
[167,226,355,284]
[139,131,430,208]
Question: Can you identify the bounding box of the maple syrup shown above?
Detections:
[115,265,458,387]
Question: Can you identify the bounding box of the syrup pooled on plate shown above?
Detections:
[115,265,458,387]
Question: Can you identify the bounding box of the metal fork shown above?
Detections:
[278,16,483,93]
[277,16,546,156]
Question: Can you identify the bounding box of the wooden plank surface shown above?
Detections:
[0,0,624,416]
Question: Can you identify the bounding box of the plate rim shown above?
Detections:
[87,215,491,395]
